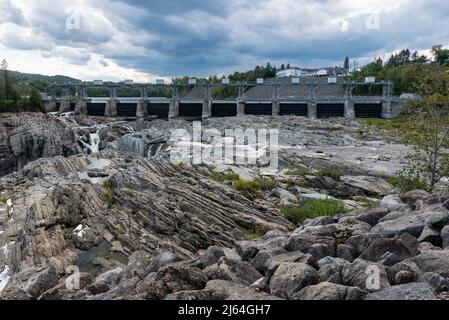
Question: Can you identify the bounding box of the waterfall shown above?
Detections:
[77,127,103,155]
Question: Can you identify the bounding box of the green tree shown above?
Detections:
[28,88,42,111]
[343,57,350,71]
[401,65,449,191]
[1,59,11,100]
[432,45,449,65]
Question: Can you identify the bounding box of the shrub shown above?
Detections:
[317,168,342,182]
[388,174,428,193]
[285,178,296,188]
[210,171,239,182]
[281,198,347,225]
[245,225,266,240]
[233,177,278,197]
[102,179,116,204]
[233,179,262,197]
[256,177,278,190]
[285,167,311,176]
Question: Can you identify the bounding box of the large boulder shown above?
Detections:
[163,290,212,300]
[204,280,281,300]
[318,257,350,284]
[123,251,152,280]
[341,259,390,292]
[293,282,367,300]
[144,251,182,276]
[371,210,449,238]
[143,263,208,300]
[269,262,320,299]
[417,226,441,246]
[410,250,449,277]
[199,246,226,268]
[353,207,389,227]
[364,283,435,300]
[204,257,263,286]
[4,265,59,299]
[250,247,287,274]
[263,251,317,277]
[418,272,449,294]
[87,267,124,295]
[386,261,422,285]
[285,235,335,256]
[235,236,287,262]
[381,195,404,212]
[341,176,392,197]
[358,236,419,263]
[400,190,431,205]
[440,225,449,248]
[345,233,381,257]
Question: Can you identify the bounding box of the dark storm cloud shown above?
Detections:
[1,0,449,78]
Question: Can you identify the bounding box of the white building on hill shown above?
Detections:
[276,66,347,78]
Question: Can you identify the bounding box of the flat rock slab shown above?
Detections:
[365,283,435,300]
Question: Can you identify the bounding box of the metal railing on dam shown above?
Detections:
[43,78,403,119]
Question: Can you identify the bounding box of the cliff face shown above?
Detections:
[0,114,79,176]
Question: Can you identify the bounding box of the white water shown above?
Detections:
[78,127,103,155]
[0,265,10,292]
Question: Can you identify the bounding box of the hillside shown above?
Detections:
[10,71,82,93]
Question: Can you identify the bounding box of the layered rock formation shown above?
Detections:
[2,189,449,300]
[0,113,80,176]
[1,112,445,300]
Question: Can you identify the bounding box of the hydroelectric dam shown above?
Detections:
[43,77,404,120]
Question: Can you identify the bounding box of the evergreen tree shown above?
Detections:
[432,45,449,65]
[1,59,11,100]
[343,57,350,71]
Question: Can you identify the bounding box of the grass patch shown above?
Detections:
[285,167,311,176]
[102,179,116,204]
[0,197,7,204]
[317,168,342,182]
[281,198,347,225]
[285,178,297,189]
[353,196,381,207]
[233,177,278,198]
[257,177,278,190]
[245,225,266,240]
[360,116,426,143]
[210,171,240,182]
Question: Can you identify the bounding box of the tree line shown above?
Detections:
[0,59,42,112]
[350,45,449,95]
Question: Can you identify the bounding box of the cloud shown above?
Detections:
[0,0,26,25]
[0,0,448,81]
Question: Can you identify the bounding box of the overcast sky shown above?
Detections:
[0,0,448,82]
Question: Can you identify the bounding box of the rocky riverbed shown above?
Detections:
[2,112,447,300]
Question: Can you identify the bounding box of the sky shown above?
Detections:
[0,0,448,82]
